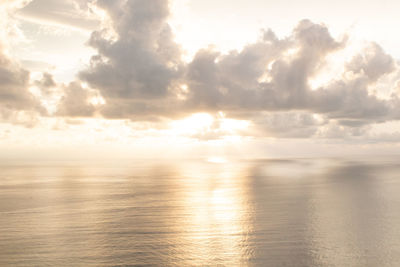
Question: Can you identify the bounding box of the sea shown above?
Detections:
[1,157,400,266]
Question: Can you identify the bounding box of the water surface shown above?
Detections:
[1,158,400,266]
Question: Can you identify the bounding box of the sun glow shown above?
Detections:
[88,95,106,106]
[207,156,228,164]
[170,113,214,134]
[169,112,250,141]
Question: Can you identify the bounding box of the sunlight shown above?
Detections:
[170,113,214,134]
[220,118,250,133]
[88,95,106,106]
[168,112,250,141]
[207,156,228,164]
[174,160,250,265]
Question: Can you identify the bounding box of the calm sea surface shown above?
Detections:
[1,158,400,266]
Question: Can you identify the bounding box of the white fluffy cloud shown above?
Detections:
[2,0,400,141]
[72,1,400,133]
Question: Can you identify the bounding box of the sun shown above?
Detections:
[169,112,250,139]
[207,156,228,163]
[169,113,215,135]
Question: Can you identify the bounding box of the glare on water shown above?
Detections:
[0,158,400,266]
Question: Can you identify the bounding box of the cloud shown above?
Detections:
[56,81,98,117]
[0,1,43,119]
[317,121,371,139]
[0,107,40,128]
[181,19,398,130]
[0,53,32,109]
[21,59,55,72]
[251,112,326,138]
[16,0,398,139]
[346,42,395,83]
[34,72,56,95]
[79,0,181,100]
[17,0,99,31]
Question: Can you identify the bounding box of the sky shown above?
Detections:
[1,0,400,159]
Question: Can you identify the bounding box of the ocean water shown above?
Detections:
[1,158,400,266]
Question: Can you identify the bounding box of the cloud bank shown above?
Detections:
[2,0,400,140]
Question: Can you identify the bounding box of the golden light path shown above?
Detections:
[172,159,252,265]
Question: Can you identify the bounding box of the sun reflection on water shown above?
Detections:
[173,160,252,265]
